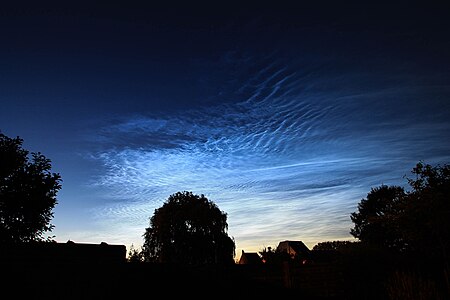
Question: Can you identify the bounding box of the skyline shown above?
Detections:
[1,3,449,258]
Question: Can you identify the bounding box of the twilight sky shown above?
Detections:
[1,3,449,258]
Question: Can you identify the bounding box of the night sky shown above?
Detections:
[1,3,449,258]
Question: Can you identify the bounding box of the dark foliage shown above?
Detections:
[0,132,61,243]
[350,162,450,259]
[313,240,357,251]
[127,244,144,263]
[401,162,450,263]
[350,185,406,250]
[259,246,291,265]
[142,191,235,264]
[348,162,450,299]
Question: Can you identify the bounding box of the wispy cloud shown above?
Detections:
[82,57,450,252]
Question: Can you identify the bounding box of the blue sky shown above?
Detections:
[1,3,449,258]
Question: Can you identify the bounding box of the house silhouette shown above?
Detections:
[238,250,263,264]
[0,240,127,263]
[276,240,311,262]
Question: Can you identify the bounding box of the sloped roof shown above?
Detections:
[277,240,311,256]
[238,250,262,264]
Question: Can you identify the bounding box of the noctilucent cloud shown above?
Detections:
[1,4,449,258]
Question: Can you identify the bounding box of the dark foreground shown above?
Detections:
[1,241,448,300]
[3,259,449,300]
[2,261,316,299]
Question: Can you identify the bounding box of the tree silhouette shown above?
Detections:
[0,132,62,243]
[142,191,235,264]
[259,246,290,265]
[401,162,450,261]
[349,162,450,299]
[313,240,357,251]
[351,162,450,258]
[127,244,144,262]
[350,185,406,250]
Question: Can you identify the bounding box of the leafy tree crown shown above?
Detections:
[0,132,62,243]
[142,191,235,264]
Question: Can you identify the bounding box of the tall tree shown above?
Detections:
[350,162,450,258]
[350,184,406,250]
[402,162,450,260]
[142,191,235,264]
[0,132,62,243]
